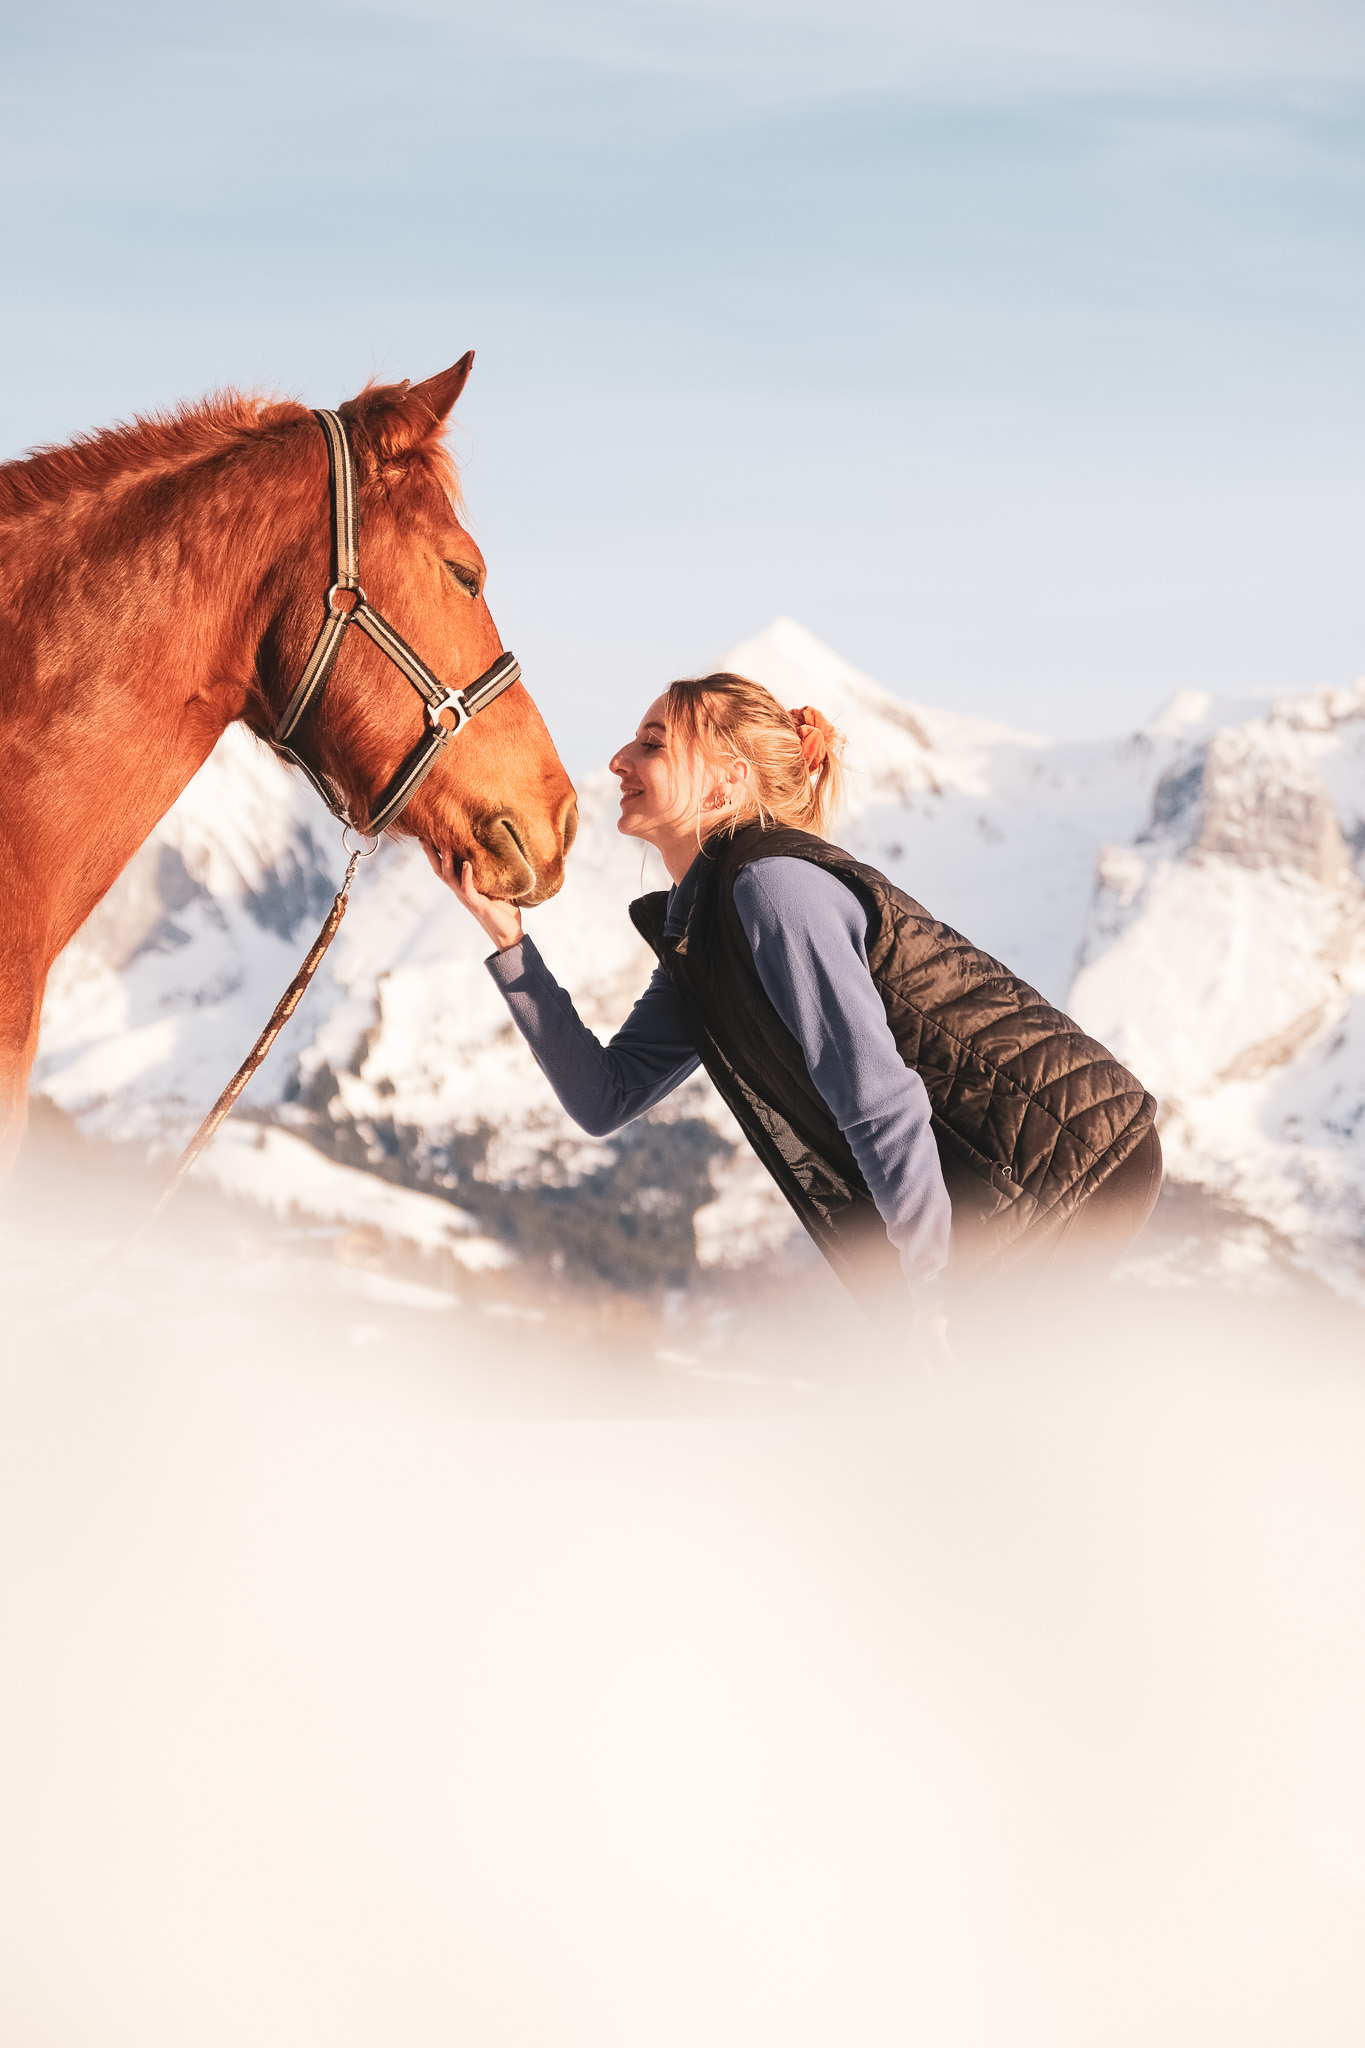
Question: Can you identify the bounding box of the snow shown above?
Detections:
[6,1249,1365,2046]
[198,1123,513,1272]
[1069,693,1365,1297]
[32,618,1365,1298]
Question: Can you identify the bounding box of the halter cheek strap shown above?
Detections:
[274,408,521,835]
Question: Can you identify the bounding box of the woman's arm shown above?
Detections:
[487,938,700,1137]
[732,858,952,1289]
[426,852,699,1136]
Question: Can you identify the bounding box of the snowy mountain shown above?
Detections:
[33,619,1365,1299]
[1071,683,1365,1296]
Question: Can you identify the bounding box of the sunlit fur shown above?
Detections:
[0,360,577,1164]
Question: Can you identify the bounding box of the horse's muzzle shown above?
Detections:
[475,798,577,906]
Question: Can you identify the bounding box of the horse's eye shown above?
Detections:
[444,560,481,599]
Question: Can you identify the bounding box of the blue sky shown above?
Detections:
[5,0,1365,767]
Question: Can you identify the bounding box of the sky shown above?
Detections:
[5,0,1365,768]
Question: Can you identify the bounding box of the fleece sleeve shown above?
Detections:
[485,935,699,1138]
[732,858,952,1288]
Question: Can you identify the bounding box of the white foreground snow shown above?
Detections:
[3,1215,1364,2047]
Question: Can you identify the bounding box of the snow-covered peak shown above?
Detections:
[1269,676,1365,734]
[1144,688,1216,739]
[720,616,1041,808]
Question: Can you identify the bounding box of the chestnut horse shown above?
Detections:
[0,354,578,1166]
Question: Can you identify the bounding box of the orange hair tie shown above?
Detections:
[789,704,835,775]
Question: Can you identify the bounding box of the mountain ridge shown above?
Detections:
[33,619,1365,1299]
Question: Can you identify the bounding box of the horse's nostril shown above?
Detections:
[497,816,527,863]
[561,802,579,859]
[484,815,537,893]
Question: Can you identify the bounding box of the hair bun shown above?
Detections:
[789,704,836,776]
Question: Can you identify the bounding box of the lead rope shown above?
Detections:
[108,834,376,1267]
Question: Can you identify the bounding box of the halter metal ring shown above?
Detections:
[425,685,469,736]
[326,582,367,617]
[342,823,381,858]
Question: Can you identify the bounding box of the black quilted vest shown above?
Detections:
[630,822,1157,1306]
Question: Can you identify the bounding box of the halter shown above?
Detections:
[274,408,521,835]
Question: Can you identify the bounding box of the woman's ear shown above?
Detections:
[703,760,747,812]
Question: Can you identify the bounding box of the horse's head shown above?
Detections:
[257,357,577,904]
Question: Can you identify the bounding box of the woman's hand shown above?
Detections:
[424,844,524,952]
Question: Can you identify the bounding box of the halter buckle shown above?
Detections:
[425,686,469,737]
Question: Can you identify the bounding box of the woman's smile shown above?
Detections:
[606,691,701,863]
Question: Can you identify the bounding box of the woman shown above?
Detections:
[427,673,1161,1331]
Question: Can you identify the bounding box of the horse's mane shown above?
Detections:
[0,381,461,520]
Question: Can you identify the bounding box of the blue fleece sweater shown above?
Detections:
[485,855,952,1289]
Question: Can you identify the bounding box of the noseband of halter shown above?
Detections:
[273,408,521,836]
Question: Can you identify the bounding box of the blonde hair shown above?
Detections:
[663,672,845,838]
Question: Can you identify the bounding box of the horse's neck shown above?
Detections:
[4,431,316,962]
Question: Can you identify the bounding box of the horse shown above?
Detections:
[0,354,578,1167]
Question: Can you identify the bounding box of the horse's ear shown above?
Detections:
[374,353,474,459]
[411,353,474,422]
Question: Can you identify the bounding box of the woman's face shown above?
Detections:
[609,694,712,848]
